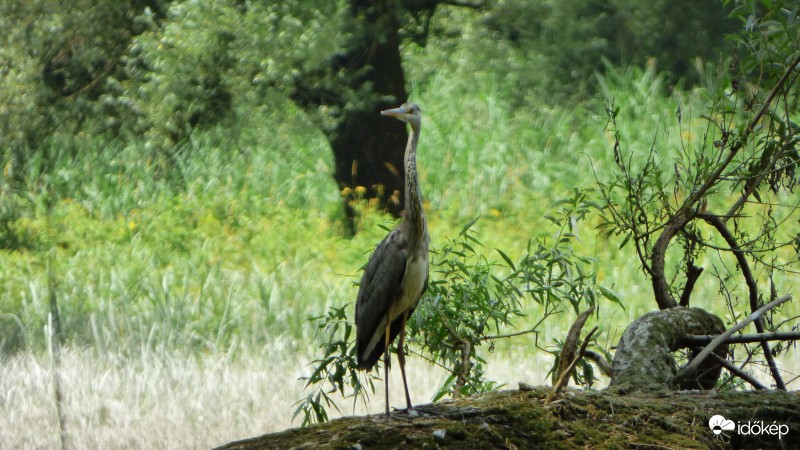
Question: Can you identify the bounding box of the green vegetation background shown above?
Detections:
[2,0,789,389]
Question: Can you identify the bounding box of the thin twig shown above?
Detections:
[480,327,539,341]
[554,308,595,384]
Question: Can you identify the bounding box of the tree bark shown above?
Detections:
[289,1,411,224]
[609,307,728,392]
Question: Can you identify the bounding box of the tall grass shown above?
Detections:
[2,49,799,449]
[2,60,796,359]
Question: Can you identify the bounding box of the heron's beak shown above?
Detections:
[381,107,408,119]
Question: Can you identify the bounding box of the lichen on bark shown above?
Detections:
[609,307,728,392]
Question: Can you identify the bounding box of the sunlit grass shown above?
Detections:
[2,51,800,449]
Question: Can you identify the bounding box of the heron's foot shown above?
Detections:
[406,406,419,417]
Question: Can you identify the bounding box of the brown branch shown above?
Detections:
[679,52,800,216]
[554,308,595,384]
[706,352,767,390]
[679,263,704,307]
[453,341,472,398]
[672,294,792,388]
[650,208,694,309]
[681,331,800,346]
[545,326,598,405]
[440,0,485,8]
[699,213,787,390]
[648,53,800,311]
[584,349,612,377]
[480,326,539,342]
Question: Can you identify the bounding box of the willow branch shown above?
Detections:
[555,307,595,384]
[649,54,800,310]
[699,213,786,390]
[681,331,800,346]
[707,352,767,390]
[673,294,792,387]
[545,326,598,405]
[679,52,800,215]
[584,349,612,377]
[679,263,704,307]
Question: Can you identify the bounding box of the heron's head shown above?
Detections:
[381,103,421,129]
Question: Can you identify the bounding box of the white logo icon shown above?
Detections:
[709,415,735,436]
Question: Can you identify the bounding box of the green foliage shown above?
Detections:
[0,1,164,158]
[117,0,345,155]
[479,0,737,102]
[295,191,614,425]
[411,219,521,400]
[594,0,800,386]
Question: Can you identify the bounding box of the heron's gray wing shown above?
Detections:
[355,229,408,370]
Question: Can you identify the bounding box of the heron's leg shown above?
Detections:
[383,320,391,416]
[397,311,415,413]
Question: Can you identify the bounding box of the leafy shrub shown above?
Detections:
[295,190,620,425]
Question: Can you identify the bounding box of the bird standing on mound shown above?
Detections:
[355,102,429,416]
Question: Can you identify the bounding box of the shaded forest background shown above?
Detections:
[2,0,736,201]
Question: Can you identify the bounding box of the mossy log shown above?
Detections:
[609,307,728,392]
[216,387,799,449]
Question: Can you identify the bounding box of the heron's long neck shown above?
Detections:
[404,124,427,241]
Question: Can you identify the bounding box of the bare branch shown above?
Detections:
[673,294,792,388]
[679,263,704,307]
[699,213,787,390]
[678,52,800,215]
[545,326,598,405]
[706,352,767,390]
[554,307,595,384]
[440,0,485,8]
[480,327,539,341]
[681,331,800,346]
[583,349,612,377]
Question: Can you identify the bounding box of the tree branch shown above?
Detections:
[672,294,792,388]
[650,207,694,309]
[554,307,595,384]
[706,352,767,390]
[545,326,598,405]
[679,263,704,307]
[648,53,800,311]
[699,213,787,390]
[584,349,612,377]
[678,52,800,216]
[440,0,485,8]
[480,327,539,341]
[681,331,800,346]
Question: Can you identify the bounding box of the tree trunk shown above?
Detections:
[289,1,410,228]
[609,307,728,392]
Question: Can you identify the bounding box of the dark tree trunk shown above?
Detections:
[289,1,410,229]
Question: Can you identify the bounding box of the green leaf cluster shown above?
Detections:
[295,189,618,425]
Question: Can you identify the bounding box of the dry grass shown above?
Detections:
[0,346,557,449]
[2,343,796,449]
[0,348,308,449]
